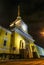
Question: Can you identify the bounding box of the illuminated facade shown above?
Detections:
[0,26,11,58]
[10,6,40,58]
[0,6,40,59]
[10,21,40,58]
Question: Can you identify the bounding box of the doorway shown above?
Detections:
[32,46,38,58]
[19,40,25,59]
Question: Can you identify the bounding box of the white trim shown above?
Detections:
[14,27,35,42]
[0,48,10,50]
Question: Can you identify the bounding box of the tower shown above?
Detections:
[10,5,28,33]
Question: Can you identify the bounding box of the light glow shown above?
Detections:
[21,24,27,32]
[10,23,14,27]
[40,32,44,36]
[40,30,44,36]
[15,20,21,25]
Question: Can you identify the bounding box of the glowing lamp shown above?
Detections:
[40,30,44,36]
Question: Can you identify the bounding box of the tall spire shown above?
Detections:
[10,5,21,27]
[18,5,20,17]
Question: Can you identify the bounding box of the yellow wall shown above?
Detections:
[0,26,11,54]
[0,26,40,58]
[11,31,26,54]
[11,30,40,58]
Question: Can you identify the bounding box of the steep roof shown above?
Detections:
[12,27,35,42]
[10,6,34,42]
[10,6,28,32]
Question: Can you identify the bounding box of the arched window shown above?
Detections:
[22,42,23,48]
[20,40,23,49]
[32,46,35,52]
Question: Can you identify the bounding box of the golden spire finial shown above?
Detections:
[18,5,20,16]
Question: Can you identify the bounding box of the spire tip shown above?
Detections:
[18,5,20,16]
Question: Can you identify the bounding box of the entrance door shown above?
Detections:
[32,46,38,58]
[19,40,25,59]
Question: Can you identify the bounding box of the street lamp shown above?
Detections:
[40,29,44,37]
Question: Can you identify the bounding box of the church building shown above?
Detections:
[10,6,40,59]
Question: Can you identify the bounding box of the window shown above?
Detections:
[20,40,23,49]
[13,47,16,50]
[3,40,6,46]
[20,40,21,48]
[26,44,28,50]
[22,43,23,48]
[11,34,13,37]
[5,32,7,35]
[32,46,35,52]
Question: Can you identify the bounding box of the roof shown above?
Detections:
[12,27,35,42]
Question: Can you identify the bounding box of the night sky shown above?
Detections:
[0,0,44,48]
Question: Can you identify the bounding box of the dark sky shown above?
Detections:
[0,0,44,48]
